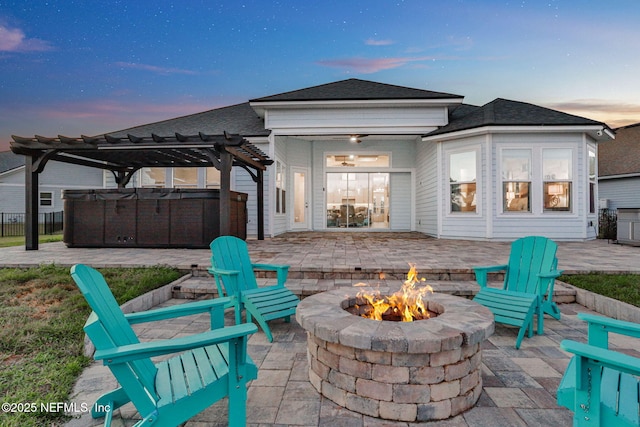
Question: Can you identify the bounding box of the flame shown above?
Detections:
[356,264,433,322]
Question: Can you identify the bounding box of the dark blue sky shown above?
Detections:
[1,0,639,151]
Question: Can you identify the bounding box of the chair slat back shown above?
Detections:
[504,236,558,294]
[71,264,158,395]
[210,236,259,294]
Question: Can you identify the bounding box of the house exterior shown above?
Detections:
[7,78,615,242]
[0,152,103,214]
[597,122,640,210]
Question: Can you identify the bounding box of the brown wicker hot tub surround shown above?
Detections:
[296,288,495,422]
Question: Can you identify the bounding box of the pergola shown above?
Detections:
[10,131,272,250]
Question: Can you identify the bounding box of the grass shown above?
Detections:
[560,273,640,308]
[0,233,64,248]
[0,264,183,427]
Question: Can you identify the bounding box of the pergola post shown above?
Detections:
[219,149,233,236]
[24,156,39,250]
[257,169,265,240]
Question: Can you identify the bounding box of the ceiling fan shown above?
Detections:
[334,155,355,167]
[329,134,369,144]
[349,134,368,144]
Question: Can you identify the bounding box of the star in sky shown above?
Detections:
[1,0,639,150]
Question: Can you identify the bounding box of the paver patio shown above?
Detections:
[1,232,639,426]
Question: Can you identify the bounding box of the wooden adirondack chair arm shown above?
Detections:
[208,267,240,278]
[538,269,563,279]
[536,269,563,296]
[578,313,640,347]
[252,263,289,286]
[94,323,258,365]
[561,340,640,378]
[125,297,234,325]
[473,264,508,287]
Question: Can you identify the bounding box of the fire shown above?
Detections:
[355,264,433,322]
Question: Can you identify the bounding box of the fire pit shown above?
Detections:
[296,284,494,422]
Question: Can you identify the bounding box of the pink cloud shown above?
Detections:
[316,56,435,73]
[115,61,198,75]
[0,24,54,52]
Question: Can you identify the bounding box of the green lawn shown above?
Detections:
[0,234,63,248]
[0,264,183,427]
[560,273,640,308]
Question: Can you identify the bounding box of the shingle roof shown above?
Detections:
[106,102,269,138]
[427,98,606,136]
[250,78,463,102]
[598,122,640,177]
[0,151,24,174]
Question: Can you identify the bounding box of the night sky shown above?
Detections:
[1,0,639,151]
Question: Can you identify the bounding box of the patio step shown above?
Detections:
[173,272,576,303]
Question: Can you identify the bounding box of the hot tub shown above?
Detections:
[63,188,247,248]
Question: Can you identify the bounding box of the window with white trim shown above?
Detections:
[206,167,221,189]
[39,192,53,207]
[543,148,572,212]
[141,167,166,187]
[275,160,286,214]
[449,150,477,213]
[502,149,531,212]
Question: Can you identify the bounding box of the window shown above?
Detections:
[276,161,286,214]
[141,168,166,187]
[173,168,198,188]
[39,192,53,207]
[206,167,221,189]
[326,154,390,168]
[588,148,596,214]
[449,151,477,213]
[502,149,531,212]
[543,149,572,212]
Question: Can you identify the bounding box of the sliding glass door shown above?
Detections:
[326,173,389,229]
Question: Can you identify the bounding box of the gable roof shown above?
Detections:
[598,122,640,177]
[250,78,463,102]
[426,98,608,137]
[106,102,269,139]
[0,151,24,174]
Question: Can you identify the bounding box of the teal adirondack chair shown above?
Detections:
[472,236,563,349]
[558,313,640,426]
[209,236,299,343]
[71,264,258,427]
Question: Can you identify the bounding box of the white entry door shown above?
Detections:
[292,167,309,229]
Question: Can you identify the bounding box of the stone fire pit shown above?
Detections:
[296,288,494,422]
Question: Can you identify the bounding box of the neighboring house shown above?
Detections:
[597,122,640,210]
[101,78,613,241]
[0,151,103,214]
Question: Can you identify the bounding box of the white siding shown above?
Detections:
[415,140,438,235]
[0,161,103,214]
[266,106,447,134]
[390,173,412,230]
[599,177,640,210]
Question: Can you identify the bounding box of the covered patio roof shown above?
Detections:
[10,131,272,250]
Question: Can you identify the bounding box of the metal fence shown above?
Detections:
[0,211,64,237]
[598,208,617,240]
